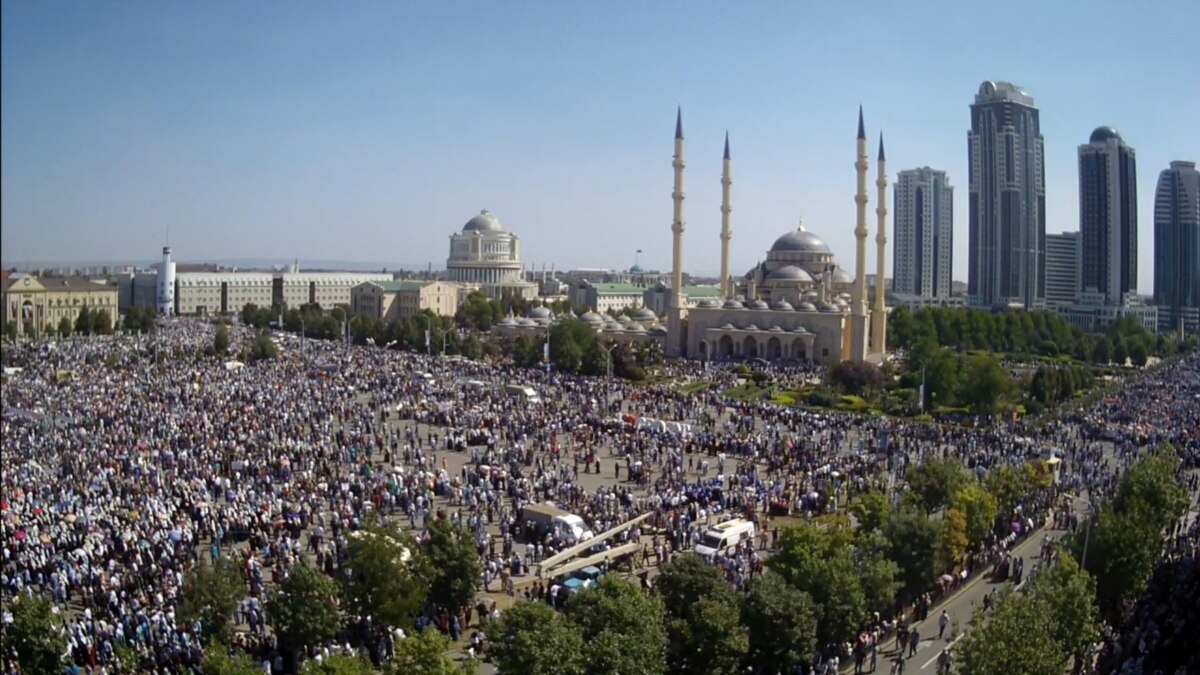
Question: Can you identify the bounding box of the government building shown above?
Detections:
[447,210,538,300]
[2,275,120,337]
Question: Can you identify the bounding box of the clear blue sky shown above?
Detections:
[2,1,1196,290]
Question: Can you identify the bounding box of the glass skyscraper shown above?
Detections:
[1078,127,1137,305]
[1154,161,1200,333]
[967,81,1046,309]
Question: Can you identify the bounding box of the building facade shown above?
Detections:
[446,210,538,300]
[1153,160,1200,333]
[175,272,274,316]
[2,276,120,337]
[569,282,646,314]
[967,81,1046,309]
[1079,127,1137,305]
[273,266,393,310]
[1044,231,1081,307]
[893,168,953,300]
[351,280,460,321]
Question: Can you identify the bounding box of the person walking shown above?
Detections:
[908,626,920,658]
[938,609,949,640]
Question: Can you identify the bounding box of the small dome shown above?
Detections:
[720,323,736,330]
[497,316,517,327]
[463,209,505,233]
[528,306,552,319]
[629,264,645,274]
[1090,126,1122,144]
[803,290,820,300]
[770,230,831,253]
[649,325,668,335]
[696,299,721,309]
[603,322,625,333]
[795,302,818,312]
[793,326,811,334]
[769,325,786,332]
[831,267,854,284]
[722,299,744,309]
[744,324,760,331]
[749,299,770,310]
[632,307,657,320]
[766,265,813,282]
[516,317,537,326]
[580,311,604,325]
[626,323,647,333]
[770,299,794,311]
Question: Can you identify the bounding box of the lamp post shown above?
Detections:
[604,342,620,379]
[299,316,306,361]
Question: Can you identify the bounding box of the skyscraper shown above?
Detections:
[1078,127,1137,305]
[893,168,953,300]
[1044,231,1081,307]
[1153,160,1200,333]
[967,81,1046,309]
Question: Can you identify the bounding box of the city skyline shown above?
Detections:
[2,2,1197,292]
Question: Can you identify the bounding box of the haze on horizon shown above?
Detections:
[2,1,1196,290]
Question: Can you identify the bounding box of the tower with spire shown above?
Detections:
[666,107,688,357]
[720,132,733,299]
[849,106,871,362]
[872,132,889,355]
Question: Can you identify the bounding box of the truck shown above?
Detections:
[504,384,541,404]
[520,503,594,545]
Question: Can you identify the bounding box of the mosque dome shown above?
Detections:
[722,299,744,309]
[748,299,770,310]
[463,209,505,233]
[766,265,813,282]
[516,317,537,326]
[770,299,794,311]
[831,267,854,284]
[795,302,818,312]
[603,322,625,333]
[528,306,553,320]
[580,311,604,325]
[626,323,647,333]
[497,316,517,327]
[1089,126,1122,144]
[629,264,645,274]
[632,307,658,321]
[696,299,721,309]
[770,229,831,254]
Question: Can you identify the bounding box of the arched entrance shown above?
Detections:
[698,340,708,361]
[742,335,758,358]
[792,338,807,360]
[766,336,782,360]
[718,335,735,358]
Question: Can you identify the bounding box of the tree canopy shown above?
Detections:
[268,561,342,657]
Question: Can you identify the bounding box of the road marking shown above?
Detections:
[920,633,965,671]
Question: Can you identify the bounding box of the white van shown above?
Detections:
[694,518,756,557]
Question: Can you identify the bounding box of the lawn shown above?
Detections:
[721,383,773,402]
[676,380,713,395]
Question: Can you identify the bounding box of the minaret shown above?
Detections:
[850,105,870,362]
[872,132,889,355]
[719,132,733,299]
[666,107,688,357]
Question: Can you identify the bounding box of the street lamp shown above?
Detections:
[604,342,620,379]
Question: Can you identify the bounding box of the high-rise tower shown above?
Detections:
[872,133,888,354]
[666,107,688,356]
[720,133,733,299]
[967,81,1046,309]
[1153,160,1200,334]
[893,168,954,300]
[849,106,870,362]
[1078,126,1137,305]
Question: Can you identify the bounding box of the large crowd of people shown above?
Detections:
[1,319,1197,674]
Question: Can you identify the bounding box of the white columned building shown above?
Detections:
[446,210,537,299]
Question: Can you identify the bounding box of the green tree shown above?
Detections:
[250,331,279,361]
[386,629,476,675]
[956,588,1065,675]
[957,353,1014,414]
[213,324,231,356]
[740,573,818,675]
[93,309,113,334]
[904,458,970,513]
[1072,504,1158,618]
[1092,337,1111,364]
[268,561,342,659]
[340,519,429,628]
[178,557,245,641]
[850,490,891,533]
[854,530,902,615]
[75,306,94,334]
[655,556,747,675]
[938,507,970,571]
[1111,337,1128,365]
[300,654,375,674]
[769,523,866,646]
[1112,445,1189,532]
[828,360,886,396]
[882,506,940,605]
[1128,337,1149,367]
[1027,553,1100,666]
[567,576,667,675]
[0,594,66,675]
[422,518,483,615]
[951,483,999,549]
[200,640,263,675]
[57,316,73,337]
[486,601,585,675]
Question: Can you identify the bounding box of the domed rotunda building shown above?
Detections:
[446,210,538,300]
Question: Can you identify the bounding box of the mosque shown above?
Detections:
[665,107,890,364]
